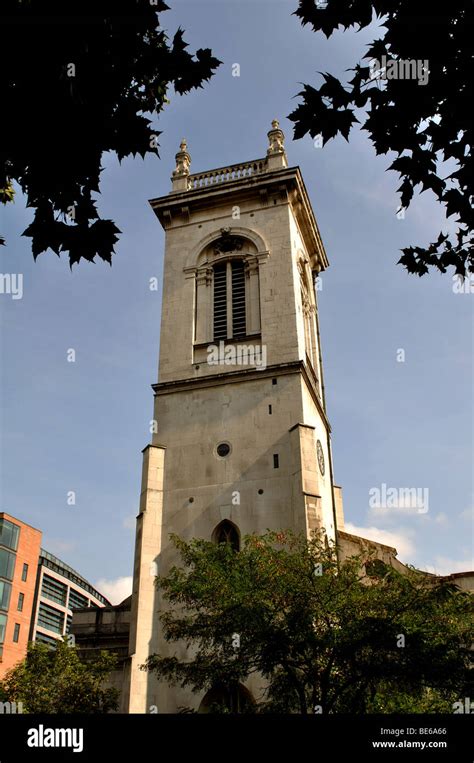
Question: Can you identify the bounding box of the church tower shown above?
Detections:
[122,121,344,713]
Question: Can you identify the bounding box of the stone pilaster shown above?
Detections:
[124,444,165,713]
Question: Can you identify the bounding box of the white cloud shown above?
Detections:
[419,557,474,576]
[459,506,473,522]
[433,512,449,525]
[344,522,415,562]
[95,576,132,605]
[369,505,427,519]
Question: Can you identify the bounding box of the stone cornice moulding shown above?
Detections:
[149,166,328,272]
[152,360,331,432]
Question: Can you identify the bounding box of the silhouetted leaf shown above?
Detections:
[290,0,473,277]
[1,0,221,266]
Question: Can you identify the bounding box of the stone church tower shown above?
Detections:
[121,121,345,712]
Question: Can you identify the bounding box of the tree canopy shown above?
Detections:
[0,1,220,265]
[0,638,119,713]
[146,530,473,713]
[290,1,473,277]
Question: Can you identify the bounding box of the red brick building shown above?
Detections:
[0,513,42,677]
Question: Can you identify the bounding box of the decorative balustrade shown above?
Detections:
[188,158,268,190]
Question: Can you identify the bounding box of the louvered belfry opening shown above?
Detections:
[212,259,247,341]
[231,260,246,337]
[213,262,227,340]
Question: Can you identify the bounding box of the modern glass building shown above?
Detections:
[30,549,110,647]
[0,512,110,676]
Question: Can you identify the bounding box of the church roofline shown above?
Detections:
[338,530,398,555]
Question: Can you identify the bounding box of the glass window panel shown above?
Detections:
[38,602,64,634]
[0,519,20,551]
[68,588,89,610]
[41,574,67,606]
[0,580,12,611]
[0,613,7,644]
[0,549,16,581]
[35,631,58,648]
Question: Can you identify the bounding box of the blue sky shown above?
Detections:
[1,0,472,603]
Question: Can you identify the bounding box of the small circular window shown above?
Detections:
[216,442,231,458]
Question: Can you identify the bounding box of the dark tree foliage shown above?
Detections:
[290,1,473,277]
[146,531,473,714]
[0,639,119,713]
[0,1,220,266]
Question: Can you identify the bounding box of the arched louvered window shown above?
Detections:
[212,520,240,552]
[212,260,247,341]
[231,260,246,336]
[213,263,227,340]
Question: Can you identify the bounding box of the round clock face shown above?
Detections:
[316,440,325,476]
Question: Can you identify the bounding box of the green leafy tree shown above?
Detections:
[146,530,473,713]
[289,1,473,278]
[1,1,220,265]
[0,638,119,713]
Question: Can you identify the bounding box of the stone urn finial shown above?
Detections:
[173,138,191,177]
[267,119,288,169]
[171,137,191,192]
